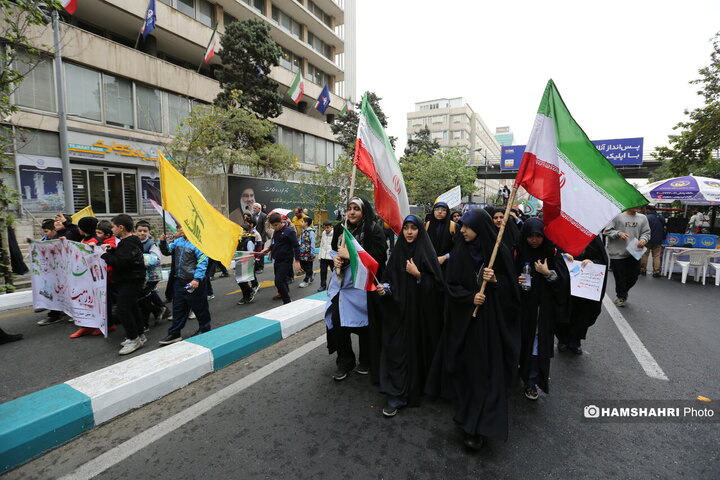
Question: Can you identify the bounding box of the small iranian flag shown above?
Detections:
[343,227,378,291]
[61,0,77,14]
[204,29,219,63]
[288,70,304,104]
[354,94,410,234]
[515,80,647,255]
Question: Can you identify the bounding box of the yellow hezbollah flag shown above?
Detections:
[71,205,95,224]
[158,152,242,266]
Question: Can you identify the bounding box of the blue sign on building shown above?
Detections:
[500,137,644,170]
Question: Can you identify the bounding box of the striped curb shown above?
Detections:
[0,291,34,312]
[0,291,328,474]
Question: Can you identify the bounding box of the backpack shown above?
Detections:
[425,221,456,235]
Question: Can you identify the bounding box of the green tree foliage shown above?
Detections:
[299,153,371,217]
[214,19,283,119]
[651,31,720,180]
[404,126,440,157]
[330,91,396,159]
[0,0,61,291]
[401,147,477,210]
[165,94,296,178]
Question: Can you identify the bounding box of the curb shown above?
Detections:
[0,291,328,474]
[0,291,34,311]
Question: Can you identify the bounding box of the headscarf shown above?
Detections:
[332,196,377,250]
[488,207,520,251]
[457,208,489,269]
[426,201,454,256]
[516,218,557,265]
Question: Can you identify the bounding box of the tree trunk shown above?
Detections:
[0,217,13,293]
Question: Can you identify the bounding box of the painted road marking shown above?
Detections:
[60,334,326,480]
[0,309,33,320]
[602,295,669,381]
[225,269,321,295]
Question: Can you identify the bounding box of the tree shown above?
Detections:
[214,19,284,119]
[651,31,720,180]
[401,147,477,210]
[165,94,296,179]
[330,91,396,159]
[404,127,440,157]
[0,1,61,292]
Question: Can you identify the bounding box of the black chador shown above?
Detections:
[378,215,444,412]
[426,208,520,448]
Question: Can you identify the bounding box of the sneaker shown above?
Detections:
[570,346,583,355]
[252,284,260,295]
[353,364,370,375]
[143,326,150,333]
[159,333,182,345]
[613,297,626,307]
[524,386,539,401]
[189,311,197,319]
[382,405,398,417]
[299,281,308,288]
[118,337,144,355]
[153,306,169,324]
[332,369,349,381]
[120,334,147,347]
[220,272,229,278]
[237,297,250,305]
[317,285,326,292]
[309,276,315,284]
[557,342,568,352]
[207,294,216,300]
[272,293,282,301]
[69,327,94,338]
[652,272,661,278]
[247,290,256,303]
[37,316,65,326]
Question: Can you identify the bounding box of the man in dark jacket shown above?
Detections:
[260,212,301,304]
[641,205,666,277]
[100,214,147,355]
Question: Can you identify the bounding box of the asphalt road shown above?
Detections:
[5,272,720,479]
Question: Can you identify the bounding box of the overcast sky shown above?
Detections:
[355,0,720,161]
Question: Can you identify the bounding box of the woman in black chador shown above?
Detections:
[555,236,608,355]
[426,201,457,265]
[515,218,569,402]
[376,215,444,417]
[426,208,520,451]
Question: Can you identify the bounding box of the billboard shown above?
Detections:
[500,137,644,170]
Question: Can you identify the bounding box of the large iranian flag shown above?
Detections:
[343,227,379,291]
[515,80,647,256]
[354,95,410,234]
[288,71,304,104]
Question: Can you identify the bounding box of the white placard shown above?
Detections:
[434,185,462,209]
[626,237,647,260]
[564,258,607,301]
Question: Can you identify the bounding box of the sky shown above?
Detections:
[355,0,720,162]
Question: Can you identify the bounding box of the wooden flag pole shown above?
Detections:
[472,185,520,318]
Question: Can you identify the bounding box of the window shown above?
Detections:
[303,134,316,164]
[293,130,304,162]
[243,0,264,14]
[196,0,214,27]
[72,169,89,213]
[103,74,134,129]
[15,54,55,112]
[272,7,301,38]
[16,129,59,157]
[167,93,190,132]
[176,0,195,17]
[307,33,332,59]
[65,63,101,121]
[279,48,301,73]
[308,1,332,27]
[308,64,329,86]
[74,168,138,214]
[452,130,462,140]
[136,84,162,133]
[123,173,138,213]
[223,11,237,28]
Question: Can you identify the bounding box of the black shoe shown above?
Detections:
[463,433,484,451]
[557,342,568,352]
[332,369,349,381]
[237,297,250,305]
[353,364,370,375]
[570,346,583,355]
[382,405,398,417]
[524,386,539,401]
[220,272,229,278]
[652,272,661,278]
[158,333,182,345]
[317,285,326,291]
[0,333,23,344]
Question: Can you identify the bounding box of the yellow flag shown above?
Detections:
[71,205,95,224]
[158,152,242,266]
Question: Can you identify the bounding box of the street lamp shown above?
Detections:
[473,148,489,205]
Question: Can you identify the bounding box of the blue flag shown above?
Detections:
[141,0,157,39]
[315,85,331,114]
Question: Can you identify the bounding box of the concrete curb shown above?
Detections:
[0,291,34,311]
[0,291,328,473]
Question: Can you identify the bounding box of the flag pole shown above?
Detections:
[472,185,520,318]
[336,163,358,279]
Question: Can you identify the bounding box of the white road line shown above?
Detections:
[60,334,327,480]
[602,295,669,381]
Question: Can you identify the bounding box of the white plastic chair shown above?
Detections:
[710,260,720,287]
[667,249,713,284]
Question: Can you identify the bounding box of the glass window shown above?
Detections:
[308,64,329,86]
[293,130,304,163]
[106,171,123,213]
[15,54,56,112]
[279,48,301,73]
[244,0,264,14]
[197,0,214,27]
[16,129,59,157]
[159,0,172,5]
[177,0,195,17]
[136,84,162,133]
[223,11,237,27]
[308,34,331,59]
[123,173,138,213]
[304,135,315,164]
[89,170,107,214]
[72,169,89,213]
[316,137,326,166]
[103,74,134,129]
[280,126,293,150]
[167,93,190,132]
[325,141,333,167]
[65,63,101,121]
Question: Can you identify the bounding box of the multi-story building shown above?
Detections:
[5,0,354,234]
[494,126,514,146]
[406,97,502,203]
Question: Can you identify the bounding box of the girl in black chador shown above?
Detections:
[514,218,569,401]
[426,208,520,452]
[376,215,444,417]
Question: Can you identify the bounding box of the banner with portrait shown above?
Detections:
[29,240,108,336]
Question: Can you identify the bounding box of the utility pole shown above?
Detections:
[52,9,74,213]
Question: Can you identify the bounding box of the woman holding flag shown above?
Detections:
[325,197,387,382]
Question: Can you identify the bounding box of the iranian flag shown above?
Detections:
[62,0,77,14]
[515,80,647,256]
[354,95,410,234]
[343,227,378,291]
[204,29,219,63]
[288,70,304,104]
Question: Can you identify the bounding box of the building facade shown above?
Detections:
[494,126,514,146]
[5,0,354,230]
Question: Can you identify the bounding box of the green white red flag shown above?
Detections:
[515,80,647,255]
[288,70,304,104]
[353,95,410,234]
[343,226,378,291]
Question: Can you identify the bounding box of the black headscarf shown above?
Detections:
[332,196,376,249]
[515,218,558,266]
[488,207,521,252]
[426,201,454,257]
[456,208,488,269]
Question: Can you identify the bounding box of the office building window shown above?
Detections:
[196,0,214,27]
[103,74,134,129]
[74,168,138,215]
[176,0,195,17]
[15,54,55,112]
[16,128,59,157]
[307,33,332,59]
[224,11,237,27]
[243,0,264,14]
[308,64,329,86]
[65,63,101,121]
[272,6,301,38]
[308,1,332,27]
[279,48,302,73]
[136,84,163,133]
[168,93,190,132]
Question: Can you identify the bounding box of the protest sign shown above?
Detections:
[434,186,462,209]
[30,240,108,336]
[564,258,607,302]
[234,251,256,284]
